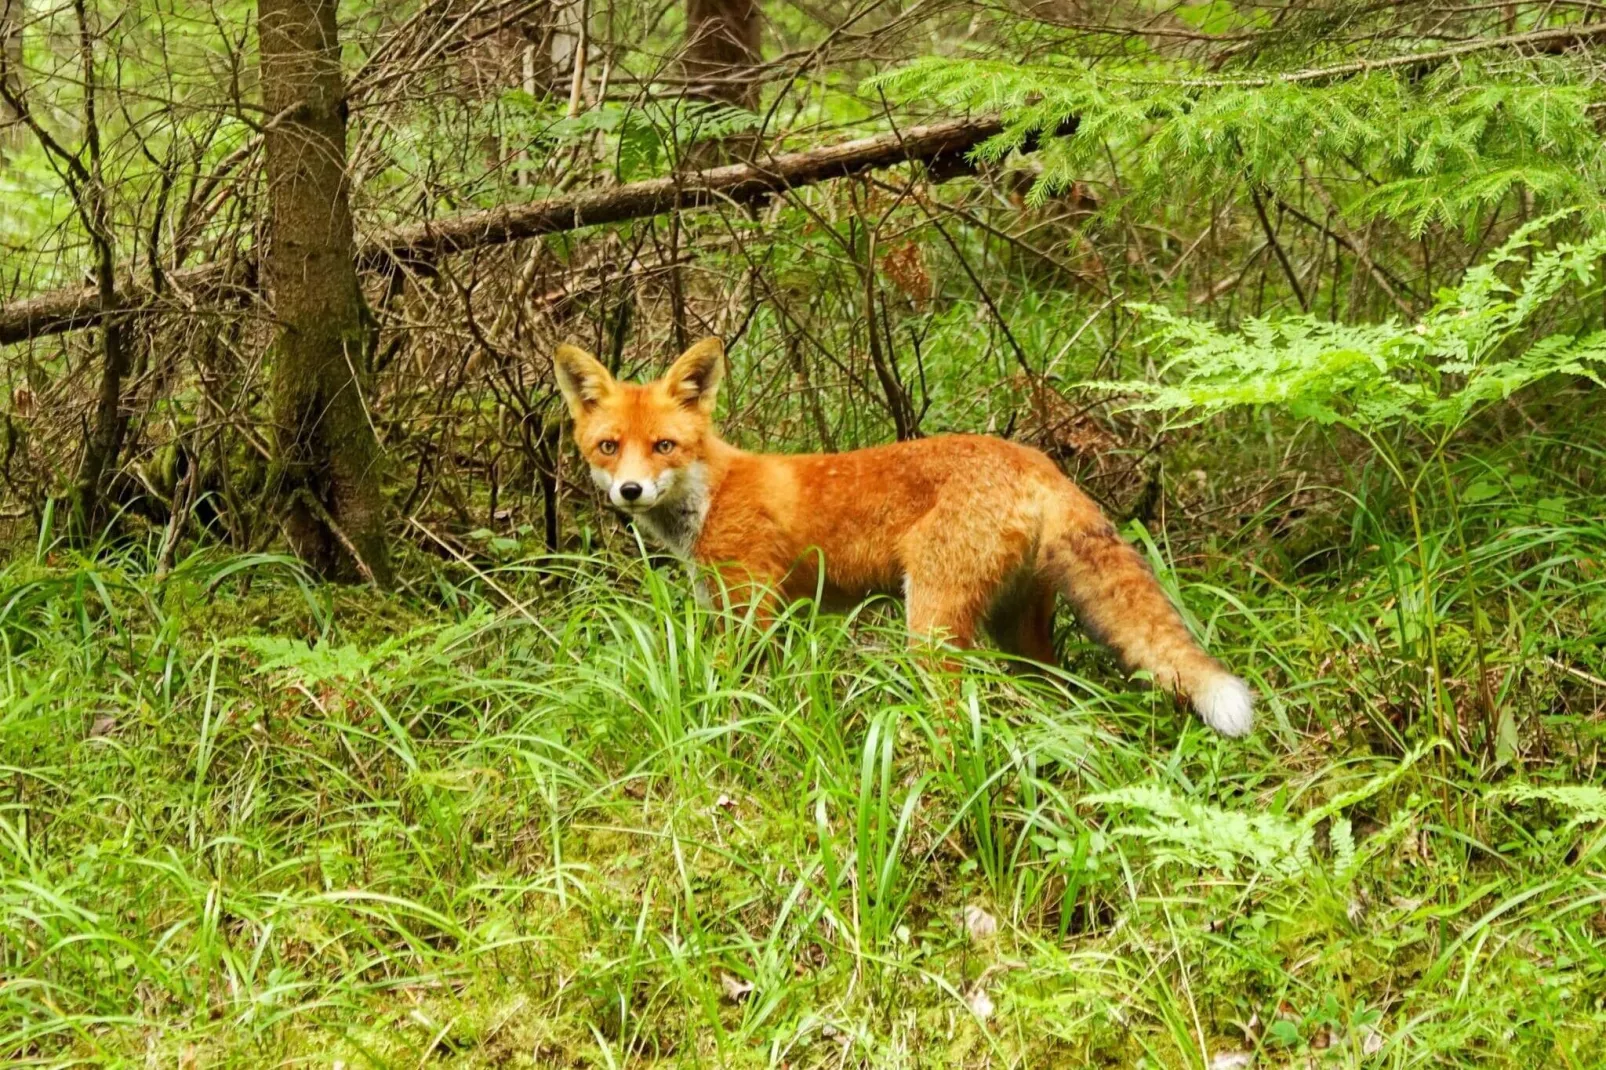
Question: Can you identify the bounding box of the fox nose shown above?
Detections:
[618,482,643,502]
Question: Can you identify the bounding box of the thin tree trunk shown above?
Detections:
[0,0,22,160]
[260,0,392,585]
[0,1,128,539]
[682,0,760,164]
[684,0,759,109]
[65,0,128,540]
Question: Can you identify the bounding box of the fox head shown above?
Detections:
[552,337,725,515]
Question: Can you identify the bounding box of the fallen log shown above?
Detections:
[0,115,1007,347]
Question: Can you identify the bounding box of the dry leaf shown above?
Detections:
[1209,1053,1253,1070]
[719,972,753,1002]
[961,904,998,941]
[965,985,994,1020]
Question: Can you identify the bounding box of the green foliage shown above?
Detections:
[3,541,1603,1064]
[1084,741,1438,878]
[871,54,1605,232]
[1094,217,1606,434]
[1489,783,1606,828]
[1084,783,1314,876]
[231,614,490,687]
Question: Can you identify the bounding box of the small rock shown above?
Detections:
[820,1022,849,1048]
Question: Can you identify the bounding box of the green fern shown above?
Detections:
[1085,742,1440,880]
[1329,816,1356,881]
[1091,216,1606,434]
[1083,784,1313,877]
[1488,784,1606,829]
[231,613,493,688]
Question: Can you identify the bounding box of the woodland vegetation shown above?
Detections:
[2,0,1606,1065]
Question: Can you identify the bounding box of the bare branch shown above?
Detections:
[1,115,1008,346]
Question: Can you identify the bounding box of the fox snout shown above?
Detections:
[592,462,680,512]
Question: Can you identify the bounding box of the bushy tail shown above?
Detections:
[1040,507,1254,737]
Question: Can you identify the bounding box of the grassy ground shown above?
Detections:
[3,416,1606,1068]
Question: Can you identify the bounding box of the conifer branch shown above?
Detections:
[1185,20,1606,88]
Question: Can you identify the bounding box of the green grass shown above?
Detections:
[2,427,1605,1069]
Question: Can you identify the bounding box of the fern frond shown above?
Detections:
[1086,744,1441,882]
[1089,220,1606,435]
[1488,784,1606,828]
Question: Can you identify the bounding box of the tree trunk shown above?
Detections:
[682,0,760,165]
[259,0,392,585]
[0,0,21,160]
[684,0,760,110]
[64,0,129,541]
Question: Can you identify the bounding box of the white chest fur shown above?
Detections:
[634,461,711,559]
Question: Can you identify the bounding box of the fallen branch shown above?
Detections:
[1,115,1007,347]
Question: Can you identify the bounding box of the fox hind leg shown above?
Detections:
[901,526,1025,652]
[991,582,1059,667]
[903,575,984,650]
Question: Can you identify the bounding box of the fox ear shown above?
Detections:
[663,337,725,412]
[552,344,615,417]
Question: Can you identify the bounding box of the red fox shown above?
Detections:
[553,337,1254,737]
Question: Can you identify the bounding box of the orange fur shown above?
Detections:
[553,338,1254,736]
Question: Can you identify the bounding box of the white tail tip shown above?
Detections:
[1193,674,1255,737]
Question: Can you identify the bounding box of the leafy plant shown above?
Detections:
[871,54,1604,232]
[1082,741,1438,879]
[1489,783,1606,828]
[1090,217,1606,746]
[1102,215,1606,433]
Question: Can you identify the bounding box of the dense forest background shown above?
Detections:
[2,0,1606,1065]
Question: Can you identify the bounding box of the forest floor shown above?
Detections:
[3,420,1606,1067]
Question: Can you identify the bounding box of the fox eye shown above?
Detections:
[597,440,618,456]
[654,439,676,455]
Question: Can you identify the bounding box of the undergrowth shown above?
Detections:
[2,424,1604,1067]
